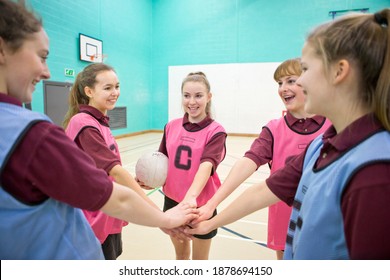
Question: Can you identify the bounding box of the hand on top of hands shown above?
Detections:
[189,202,214,225]
[184,219,212,236]
[164,201,199,229]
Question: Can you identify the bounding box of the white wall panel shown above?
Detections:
[168,63,284,134]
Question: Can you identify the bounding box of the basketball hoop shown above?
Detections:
[88,54,107,63]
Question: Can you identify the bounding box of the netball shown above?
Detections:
[135,151,168,188]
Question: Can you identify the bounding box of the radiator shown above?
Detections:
[107,106,127,129]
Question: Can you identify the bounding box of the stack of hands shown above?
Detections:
[137,179,213,242]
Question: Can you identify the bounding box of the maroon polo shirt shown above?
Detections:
[0,93,113,210]
[266,113,390,259]
[159,113,227,173]
[244,111,326,167]
[72,105,121,174]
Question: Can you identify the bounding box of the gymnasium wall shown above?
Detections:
[29,0,153,135]
[28,0,390,136]
[151,0,390,131]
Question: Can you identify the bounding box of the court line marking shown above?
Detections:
[220,227,267,247]
[217,234,267,246]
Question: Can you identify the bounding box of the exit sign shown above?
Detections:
[65,68,75,77]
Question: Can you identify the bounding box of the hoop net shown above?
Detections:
[88,54,107,62]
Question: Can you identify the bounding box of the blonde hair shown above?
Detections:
[273,58,301,81]
[306,9,390,130]
[63,63,115,128]
[181,72,212,116]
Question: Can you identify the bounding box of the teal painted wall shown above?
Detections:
[29,0,152,135]
[29,0,390,135]
[150,0,390,129]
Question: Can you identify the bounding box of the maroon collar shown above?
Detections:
[182,113,213,131]
[285,111,325,126]
[323,113,383,153]
[79,104,110,126]
[0,92,23,107]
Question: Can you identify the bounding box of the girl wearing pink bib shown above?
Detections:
[158,72,227,260]
[265,112,330,256]
[63,63,159,259]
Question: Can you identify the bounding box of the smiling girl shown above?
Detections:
[0,0,197,260]
[194,59,330,259]
[158,72,227,259]
[63,63,160,259]
[187,9,390,260]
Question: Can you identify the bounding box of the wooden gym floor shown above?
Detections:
[116,132,276,260]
